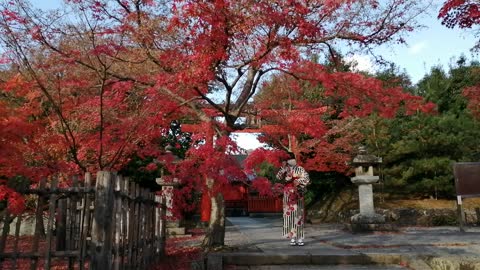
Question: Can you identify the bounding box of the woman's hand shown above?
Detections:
[285,172,293,182]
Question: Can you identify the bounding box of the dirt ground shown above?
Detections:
[380,197,480,210]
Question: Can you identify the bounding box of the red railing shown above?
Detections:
[247,196,283,213]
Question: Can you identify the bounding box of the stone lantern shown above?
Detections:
[155,145,187,236]
[349,146,392,232]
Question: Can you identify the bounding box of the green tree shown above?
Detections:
[374,63,414,93]
[362,57,480,198]
[379,114,480,198]
[417,57,480,114]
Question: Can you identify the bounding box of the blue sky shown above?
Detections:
[372,7,478,84]
[30,1,478,150]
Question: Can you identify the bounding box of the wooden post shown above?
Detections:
[146,192,153,265]
[149,192,155,263]
[113,174,122,270]
[121,177,130,270]
[30,178,47,270]
[45,177,59,269]
[79,173,92,270]
[154,194,162,257]
[126,181,136,269]
[159,195,166,256]
[139,188,145,270]
[90,171,115,270]
[457,196,465,232]
[56,198,67,251]
[132,183,140,269]
[69,176,80,270]
[146,191,153,268]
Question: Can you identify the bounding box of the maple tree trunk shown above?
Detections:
[202,192,225,248]
[201,127,226,248]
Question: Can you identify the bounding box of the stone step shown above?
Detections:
[225,265,408,269]
[221,252,405,265]
[166,233,193,238]
[204,253,432,270]
[166,227,186,235]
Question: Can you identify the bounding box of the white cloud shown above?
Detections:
[344,55,376,73]
[408,41,428,55]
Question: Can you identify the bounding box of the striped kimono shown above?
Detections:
[276,165,310,240]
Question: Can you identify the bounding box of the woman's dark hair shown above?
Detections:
[286,152,295,160]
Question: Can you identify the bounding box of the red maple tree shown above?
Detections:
[439,0,480,29]
[0,77,35,214]
[0,0,432,247]
[250,61,435,174]
[439,0,480,49]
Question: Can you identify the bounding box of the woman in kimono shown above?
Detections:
[276,152,310,246]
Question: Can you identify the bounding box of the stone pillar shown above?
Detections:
[358,183,374,216]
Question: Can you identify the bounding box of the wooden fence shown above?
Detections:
[0,171,166,270]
